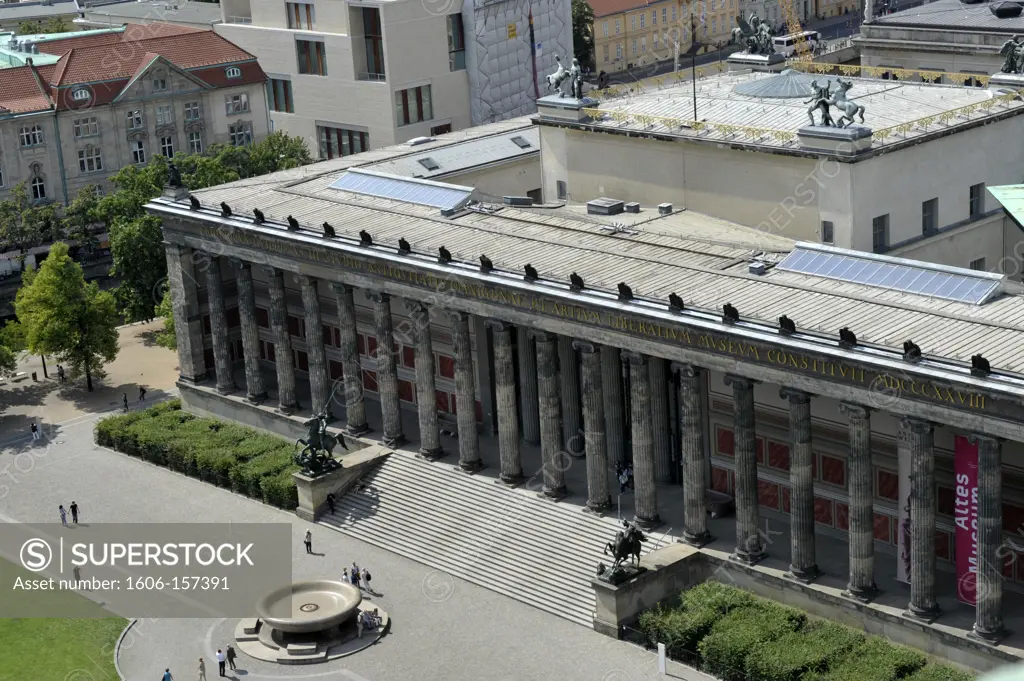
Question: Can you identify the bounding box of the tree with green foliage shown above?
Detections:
[0,320,22,377]
[14,242,119,391]
[63,184,102,252]
[108,215,166,323]
[154,288,177,350]
[0,182,62,260]
[572,0,595,69]
[19,16,73,34]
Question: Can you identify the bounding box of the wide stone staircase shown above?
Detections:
[319,450,668,627]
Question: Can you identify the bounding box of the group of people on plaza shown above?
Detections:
[342,560,374,595]
[192,645,237,680]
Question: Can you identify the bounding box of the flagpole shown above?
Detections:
[690,11,698,121]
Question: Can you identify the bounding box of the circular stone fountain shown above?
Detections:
[234,580,389,664]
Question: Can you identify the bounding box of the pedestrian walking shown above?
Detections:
[351,561,361,589]
[30,422,39,441]
[225,645,236,671]
[342,567,349,584]
[326,492,336,514]
[57,365,65,383]
[122,393,129,412]
[197,657,206,681]
[163,669,174,681]
[70,501,79,524]
[303,529,312,554]
[59,504,67,526]
[139,386,147,402]
[216,648,225,677]
[362,567,372,594]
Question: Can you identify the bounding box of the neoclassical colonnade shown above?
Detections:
[166,242,1006,644]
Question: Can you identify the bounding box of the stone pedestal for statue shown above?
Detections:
[798,125,873,156]
[536,95,600,123]
[292,445,391,522]
[727,52,786,73]
[162,184,189,201]
[989,71,1024,93]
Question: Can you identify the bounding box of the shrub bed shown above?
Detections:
[637,583,974,681]
[95,399,299,509]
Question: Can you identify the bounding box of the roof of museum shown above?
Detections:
[78,0,222,27]
[564,68,1024,153]
[874,0,1024,31]
[160,124,1024,381]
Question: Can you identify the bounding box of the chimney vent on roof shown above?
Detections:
[748,262,768,275]
[587,197,624,216]
[658,202,672,215]
[503,196,533,206]
[991,1,1022,17]
[625,202,640,213]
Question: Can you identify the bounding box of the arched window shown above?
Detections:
[72,88,90,101]
[225,66,241,79]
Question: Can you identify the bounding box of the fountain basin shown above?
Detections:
[255,580,362,633]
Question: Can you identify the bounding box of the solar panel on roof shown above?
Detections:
[329,169,472,211]
[418,157,440,171]
[777,246,1002,305]
[511,135,532,149]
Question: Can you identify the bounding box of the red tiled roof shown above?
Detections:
[0,64,51,113]
[588,0,668,18]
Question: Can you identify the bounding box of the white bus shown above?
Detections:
[772,30,821,57]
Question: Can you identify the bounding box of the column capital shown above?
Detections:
[901,416,934,435]
[529,329,555,343]
[485,319,512,333]
[448,309,470,323]
[671,362,702,378]
[572,339,598,354]
[404,299,428,315]
[329,281,355,295]
[969,433,1003,448]
[839,402,871,420]
[261,265,279,278]
[228,257,251,273]
[298,275,318,288]
[622,350,647,366]
[724,374,759,390]
[780,387,811,405]
[369,291,390,304]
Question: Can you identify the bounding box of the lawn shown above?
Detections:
[0,556,126,681]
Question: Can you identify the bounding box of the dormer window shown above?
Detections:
[71,88,90,101]
[225,66,241,79]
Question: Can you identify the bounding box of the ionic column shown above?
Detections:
[229,259,266,403]
[517,328,541,445]
[576,341,609,511]
[970,434,1005,642]
[204,255,235,394]
[533,330,565,497]
[265,267,297,413]
[558,336,583,457]
[905,416,940,621]
[725,374,764,564]
[329,282,369,435]
[650,357,672,482]
[674,363,711,546]
[407,302,442,459]
[781,388,818,582]
[164,243,206,382]
[601,346,627,467]
[625,352,659,528]
[371,292,404,446]
[840,403,876,601]
[299,276,331,418]
[451,311,481,471]
[488,320,522,484]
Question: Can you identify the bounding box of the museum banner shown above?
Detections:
[955,434,980,605]
[896,428,912,584]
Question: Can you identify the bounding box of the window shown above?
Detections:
[969,183,985,217]
[126,109,143,129]
[395,85,432,126]
[821,220,834,244]
[160,136,174,157]
[556,180,567,200]
[188,131,203,154]
[317,125,368,159]
[131,139,146,164]
[616,43,622,60]
[183,102,201,122]
[922,198,938,234]
[430,123,452,135]
[672,5,677,20]
[641,37,646,52]
[286,2,315,29]
[296,39,327,75]
[229,121,252,146]
[615,18,621,34]
[970,257,986,271]
[603,44,609,62]
[30,174,44,200]
[712,18,717,34]
[640,12,645,27]
[72,88,90,101]
[225,93,250,115]
[632,39,637,55]
[267,79,294,113]
[0,163,5,187]
[602,21,608,37]
[225,66,241,79]
[653,32,658,48]
[631,15,636,30]
[19,125,43,147]
[73,116,98,138]
[662,7,667,22]
[363,7,385,78]
[447,13,466,71]
[78,147,103,173]
[872,214,889,253]
[156,104,173,125]
[652,9,657,24]
[153,78,167,92]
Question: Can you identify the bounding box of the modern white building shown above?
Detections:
[214,0,572,159]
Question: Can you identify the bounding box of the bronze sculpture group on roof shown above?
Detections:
[805,78,867,128]
[732,13,775,56]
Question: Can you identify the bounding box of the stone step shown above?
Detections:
[277,649,328,665]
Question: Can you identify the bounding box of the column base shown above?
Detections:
[585,498,613,515]
[730,547,767,565]
[968,624,1009,645]
[903,603,941,624]
[541,485,568,501]
[458,459,485,474]
[346,422,371,437]
[499,471,525,486]
[417,446,446,462]
[178,373,206,384]
[681,530,714,547]
[216,383,236,395]
[842,582,878,603]
[278,403,298,416]
[382,433,407,448]
[635,514,661,531]
[786,564,821,584]
[246,392,268,405]
[522,436,541,446]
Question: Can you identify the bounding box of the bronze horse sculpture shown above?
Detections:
[604,520,647,570]
[294,411,346,476]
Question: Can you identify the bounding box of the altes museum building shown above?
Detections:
[150,67,1024,664]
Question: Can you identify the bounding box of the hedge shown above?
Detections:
[95,399,299,509]
[637,583,975,681]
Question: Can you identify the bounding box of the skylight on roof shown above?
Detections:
[511,135,532,149]
[329,168,473,211]
[777,243,1004,305]
[418,157,440,171]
